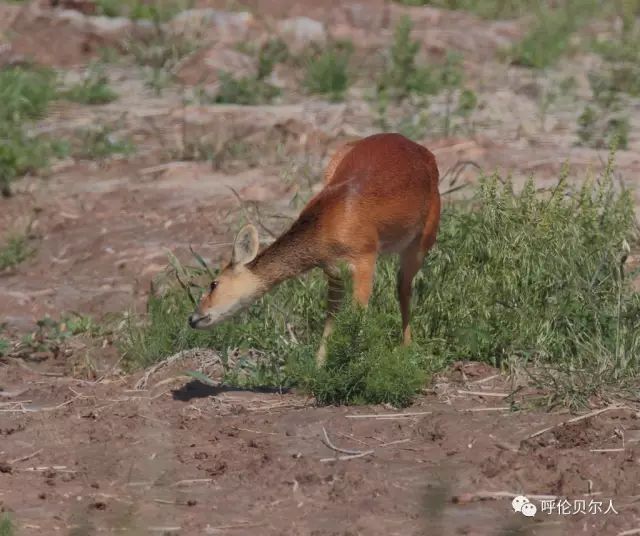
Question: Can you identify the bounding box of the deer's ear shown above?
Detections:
[232,224,259,265]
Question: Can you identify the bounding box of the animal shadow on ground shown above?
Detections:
[171,379,291,401]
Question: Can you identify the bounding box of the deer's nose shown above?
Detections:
[188,313,199,328]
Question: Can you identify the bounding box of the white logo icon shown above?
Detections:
[512,495,537,517]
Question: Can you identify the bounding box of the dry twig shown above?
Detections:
[320,427,374,462]
[345,411,431,419]
[528,405,624,439]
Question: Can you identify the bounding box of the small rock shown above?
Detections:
[277,17,326,52]
[87,15,133,34]
[177,46,256,88]
[168,9,254,43]
[0,461,12,473]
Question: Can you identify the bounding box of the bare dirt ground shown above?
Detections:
[2,358,640,536]
[2,0,640,534]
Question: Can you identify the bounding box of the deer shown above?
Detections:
[188,133,441,366]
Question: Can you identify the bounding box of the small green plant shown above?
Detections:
[374,31,475,137]
[214,72,280,105]
[0,125,64,195]
[0,338,9,357]
[593,0,640,64]
[456,88,478,131]
[593,64,640,98]
[0,514,13,536]
[127,33,195,95]
[304,42,352,100]
[11,314,102,363]
[95,0,191,21]
[576,69,632,149]
[0,66,57,123]
[77,125,135,160]
[290,304,426,406]
[0,66,61,194]
[509,0,599,68]
[61,63,118,105]
[257,38,289,79]
[95,0,122,17]
[378,16,439,99]
[379,17,469,104]
[0,233,34,271]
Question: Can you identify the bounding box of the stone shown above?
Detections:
[277,16,326,52]
[177,45,256,88]
[167,8,254,43]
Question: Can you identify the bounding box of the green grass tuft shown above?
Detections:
[290,305,427,406]
[304,42,352,101]
[0,66,61,194]
[0,233,34,271]
[509,0,599,68]
[76,125,135,160]
[257,38,289,80]
[122,156,640,407]
[378,17,466,101]
[0,66,57,124]
[95,0,191,21]
[214,72,281,105]
[0,514,13,536]
[61,64,118,105]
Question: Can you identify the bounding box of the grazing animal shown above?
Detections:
[188,133,441,365]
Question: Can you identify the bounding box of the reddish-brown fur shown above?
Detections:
[189,133,441,365]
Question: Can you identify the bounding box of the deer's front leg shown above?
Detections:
[316,265,344,367]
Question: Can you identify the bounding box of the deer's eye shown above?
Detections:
[209,280,219,292]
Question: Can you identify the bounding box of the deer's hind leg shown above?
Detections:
[397,242,424,346]
[398,223,438,346]
[316,265,345,367]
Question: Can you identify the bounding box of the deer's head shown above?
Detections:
[188,224,263,329]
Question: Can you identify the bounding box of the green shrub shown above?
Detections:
[379,17,466,101]
[592,0,640,63]
[290,305,426,406]
[0,125,56,195]
[214,72,281,105]
[257,38,289,80]
[304,42,352,100]
[127,32,195,95]
[576,69,633,149]
[509,0,599,68]
[76,125,135,159]
[95,0,122,17]
[0,514,13,536]
[0,233,34,271]
[95,0,191,21]
[122,157,640,407]
[0,338,9,357]
[61,63,118,105]
[0,66,57,123]
[379,16,437,99]
[0,66,62,194]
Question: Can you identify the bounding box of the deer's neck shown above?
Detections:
[247,212,322,289]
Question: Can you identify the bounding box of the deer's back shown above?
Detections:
[307,133,440,256]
